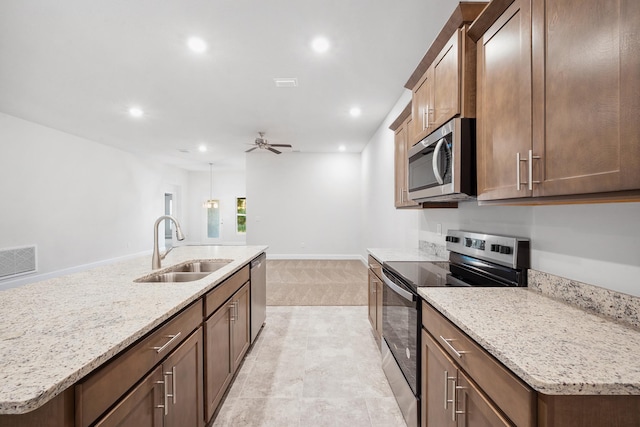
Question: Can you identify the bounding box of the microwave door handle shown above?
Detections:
[381,272,416,302]
[432,138,445,185]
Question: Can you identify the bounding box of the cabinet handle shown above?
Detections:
[229,303,235,322]
[516,152,528,190]
[444,370,456,410]
[234,301,239,320]
[528,149,541,191]
[164,371,174,409]
[439,335,469,358]
[454,384,466,421]
[164,368,177,405]
[155,379,168,416]
[152,332,182,354]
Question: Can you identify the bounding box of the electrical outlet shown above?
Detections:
[437,224,442,235]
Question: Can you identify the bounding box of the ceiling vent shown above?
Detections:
[273,78,298,88]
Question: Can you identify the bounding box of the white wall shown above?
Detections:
[246,152,361,258]
[186,169,246,245]
[361,93,640,297]
[361,90,421,254]
[0,113,189,289]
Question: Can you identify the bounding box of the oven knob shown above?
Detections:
[490,244,500,252]
[499,246,512,255]
[445,236,459,243]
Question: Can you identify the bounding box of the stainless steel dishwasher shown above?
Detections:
[250,253,267,343]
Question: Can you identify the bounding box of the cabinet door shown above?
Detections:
[163,328,204,427]
[531,0,640,197]
[205,303,233,421]
[368,270,377,333]
[231,283,250,372]
[394,119,420,208]
[95,366,164,427]
[412,70,433,142]
[422,330,457,427]
[432,30,461,129]
[375,278,383,339]
[476,0,533,201]
[456,370,512,427]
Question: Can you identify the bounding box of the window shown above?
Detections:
[236,197,246,234]
[207,200,220,238]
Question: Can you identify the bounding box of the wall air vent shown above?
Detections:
[0,246,37,280]
[273,78,298,88]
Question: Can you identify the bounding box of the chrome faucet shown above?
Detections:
[152,215,185,269]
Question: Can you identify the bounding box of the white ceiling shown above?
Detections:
[0,0,463,171]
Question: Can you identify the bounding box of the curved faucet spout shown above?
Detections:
[152,215,185,269]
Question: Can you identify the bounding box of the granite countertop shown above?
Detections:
[418,287,640,396]
[367,248,447,263]
[0,245,267,415]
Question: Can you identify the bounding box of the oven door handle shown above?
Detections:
[381,271,416,302]
[432,137,445,185]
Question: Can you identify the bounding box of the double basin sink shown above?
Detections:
[135,259,232,283]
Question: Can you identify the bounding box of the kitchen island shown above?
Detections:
[0,245,267,425]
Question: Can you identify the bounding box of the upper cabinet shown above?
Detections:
[470,0,640,202]
[406,2,487,145]
[391,103,420,208]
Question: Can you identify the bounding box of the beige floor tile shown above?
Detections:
[211,306,405,426]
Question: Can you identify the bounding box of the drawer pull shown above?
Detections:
[439,335,469,358]
[152,332,182,354]
[171,366,177,404]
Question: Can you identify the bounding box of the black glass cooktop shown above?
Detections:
[383,261,452,291]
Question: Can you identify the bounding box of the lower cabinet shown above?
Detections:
[96,328,204,427]
[422,330,511,427]
[367,256,383,343]
[205,281,250,421]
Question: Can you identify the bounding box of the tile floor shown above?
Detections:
[212,306,407,427]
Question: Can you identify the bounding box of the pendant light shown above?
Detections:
[203,163,218,209]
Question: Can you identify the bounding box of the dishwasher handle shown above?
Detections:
[251,253,266,269]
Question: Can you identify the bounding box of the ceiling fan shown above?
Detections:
[245,132,292,154]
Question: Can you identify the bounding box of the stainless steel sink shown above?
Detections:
[134,259,232,283]
[169,260,232,273]
[135,271,211,283]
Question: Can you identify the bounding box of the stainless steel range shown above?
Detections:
[380,230,530,427]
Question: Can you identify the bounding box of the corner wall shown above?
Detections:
[0,113,189,289]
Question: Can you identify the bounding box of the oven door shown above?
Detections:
[381,268,419,396]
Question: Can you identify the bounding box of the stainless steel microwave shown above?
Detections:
[407,117,476,202]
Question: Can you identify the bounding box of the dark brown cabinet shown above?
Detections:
[405,3,486,146]
[474,0,533,201]
[471,0,640,202]
[96,328,204,427]
[204,267,251,422]
[367,255,384,343]
[391,103,421,208]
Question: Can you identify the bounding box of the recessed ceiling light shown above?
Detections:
[128,107,144,118]
[339,145,346,152]
[198,144,207,152]
[311,36,330,53]
[349,107,361,117]
[187,37,207,53]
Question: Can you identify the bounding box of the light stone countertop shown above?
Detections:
[418,287,640,395]
[0,245,267,415]
[367,248,447,263]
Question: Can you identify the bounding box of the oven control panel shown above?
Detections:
[445,230,529,269]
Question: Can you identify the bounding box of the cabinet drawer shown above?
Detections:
[75,300,203,427]
[422,301,536,427]
[368,255,383,281]
[205,265,250,318]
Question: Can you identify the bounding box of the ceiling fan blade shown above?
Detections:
[245,146,258,153]
[269,144,292,148]
[267,147,282,154]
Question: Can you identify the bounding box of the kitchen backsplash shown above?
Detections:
[418,240,448,259]
[528,269,640,330]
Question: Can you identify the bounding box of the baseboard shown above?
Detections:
[266,253,364,261]
[0,250,152,291]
